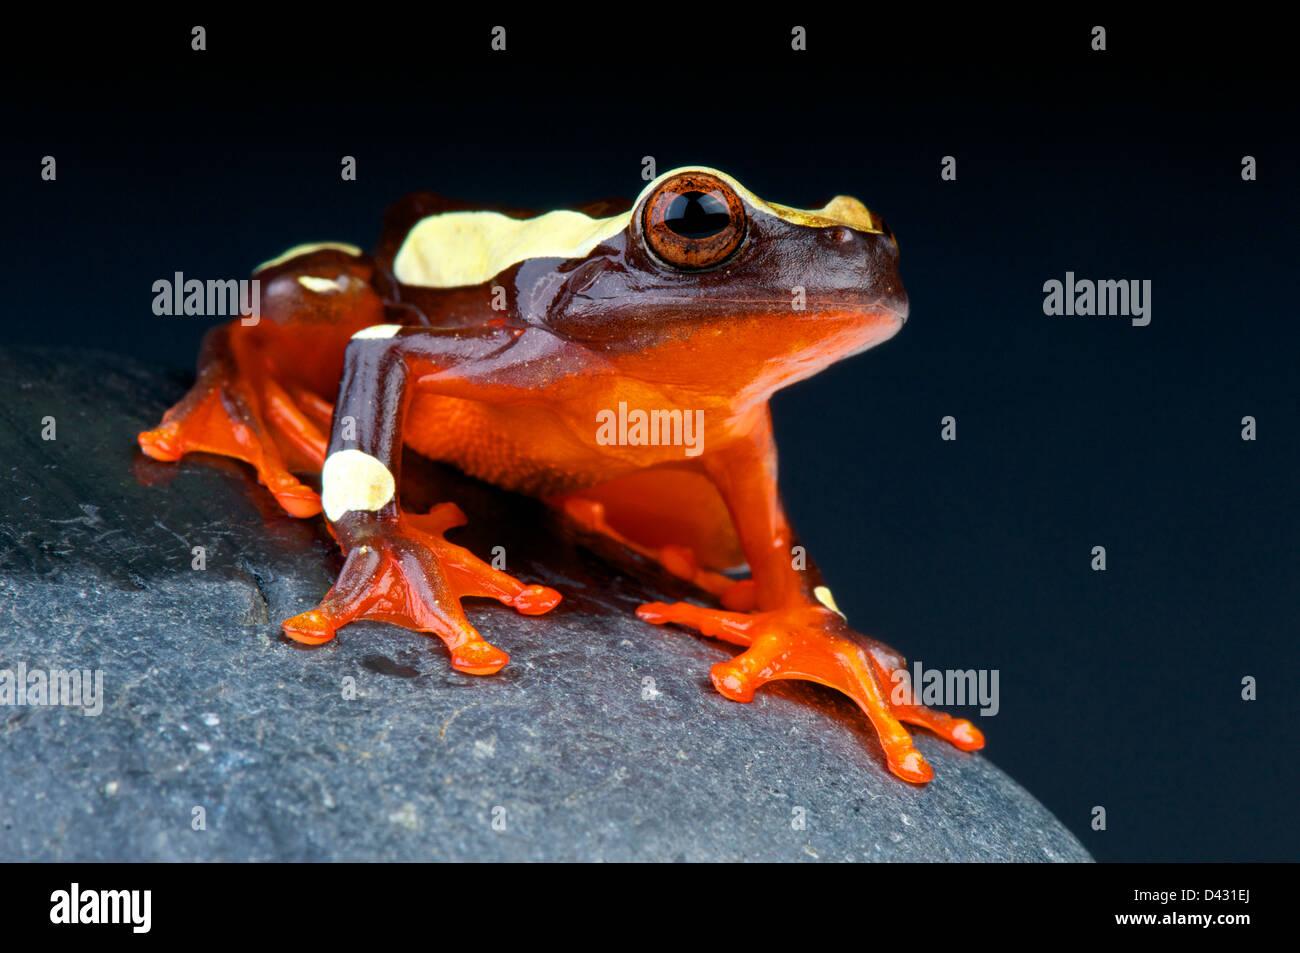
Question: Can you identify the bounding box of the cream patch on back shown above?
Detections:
[394,209,631,288]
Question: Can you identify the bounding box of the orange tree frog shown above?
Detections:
[139,167,984,783]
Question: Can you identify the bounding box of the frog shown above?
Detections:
[139,166,984,783]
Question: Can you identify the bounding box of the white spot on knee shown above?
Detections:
[350,324,403,340]
[320,450,396,522]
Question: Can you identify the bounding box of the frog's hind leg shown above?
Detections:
[551,468,758,610]
[139,323,327,517]
[139,246,384,518]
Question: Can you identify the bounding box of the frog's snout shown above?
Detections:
[821,223,908,329]
[888,290,910,326]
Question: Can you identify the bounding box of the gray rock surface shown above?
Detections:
[0,347,1091,861]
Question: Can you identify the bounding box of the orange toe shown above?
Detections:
[449,641,510,675]
[282,609,337,645]
[513,585,562,615]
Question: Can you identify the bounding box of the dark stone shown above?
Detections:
[0,347,1091,862]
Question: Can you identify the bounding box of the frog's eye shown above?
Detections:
[642,171,746,271]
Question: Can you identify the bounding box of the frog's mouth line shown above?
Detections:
[596,295,906,317]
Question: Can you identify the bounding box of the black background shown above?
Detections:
[3,12,1295,862]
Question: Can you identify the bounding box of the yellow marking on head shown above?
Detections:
[253,242,363,274]
[351,323,402,340]
[813,585,846,618]
[804,195,878,232]
[320,450,396,522]
[297,275,351,294]
[633,166,884,235]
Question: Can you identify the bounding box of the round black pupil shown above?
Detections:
[663,191,731,239]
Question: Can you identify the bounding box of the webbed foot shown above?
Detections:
[283,503,561,674]
[636,599,983,783]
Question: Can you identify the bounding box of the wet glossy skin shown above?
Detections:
[139,167,983,783]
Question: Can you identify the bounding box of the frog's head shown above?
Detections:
[392,167,907,403]
[550,167,906,400]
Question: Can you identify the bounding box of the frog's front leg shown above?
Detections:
[636,406,983,783]
[281,326,560,674]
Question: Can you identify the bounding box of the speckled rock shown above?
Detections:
[0,347,1090,862]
